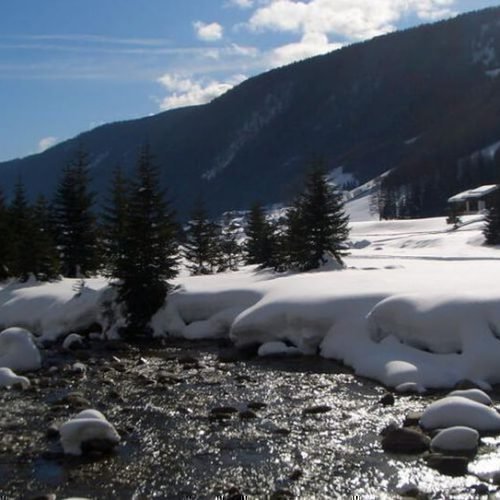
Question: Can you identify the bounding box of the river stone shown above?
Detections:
[382,427,430,454]
[46,423,59,439]
[247,401,267,410]
[211,406,238,415]
[404,412,423,427]
[426,454,469,476]
[81,437,119,455]
[379,392,395,406]
[239,410,258,419]
[302,405,332,415]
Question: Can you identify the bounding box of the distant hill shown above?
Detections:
[2,6,500,219]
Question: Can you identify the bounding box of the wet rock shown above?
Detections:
[289,468,303,481]
[380,422,399,436]
[58,392,91,409]
[239,410,258,419]
[247,401,267,410]
[379,392,395,406]
[46,423,59,439]
[397,484,428,498]
[381,427,430,454]
[81,437,119,455]
[426,454,469,476]
[211,406,238,415]
[404,411,423,427]
[302,405,332,415]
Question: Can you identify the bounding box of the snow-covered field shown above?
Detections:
[1,202,500,391]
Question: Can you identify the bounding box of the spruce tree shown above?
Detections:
[288,163,349,271]
[245,203,276,268]
[484,191,500,245]
[102,165,129,276]
[53,148,99,277]
[114,145,178,336]
[9,179,34,281]
[183,199,219,275]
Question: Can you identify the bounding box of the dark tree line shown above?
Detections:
[0,154,349,337]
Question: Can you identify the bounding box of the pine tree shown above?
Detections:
[53,148,99,277]
[9,179,34,281]
[30,196,60,280]
[484,191,500,245]
[102,165,129,277]
[0,187,12,280]
[245,203,276,268]
[114,145,178,336]
[288,163,349,271]
[183,199,219,275]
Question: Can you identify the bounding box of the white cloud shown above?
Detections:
[248,0,456,41]
[228,0,254,7]
[38,136,58,152]
[193,21,224,42]
[157,73,247,110]
[270,32,343,67]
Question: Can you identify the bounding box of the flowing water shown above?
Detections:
[1,339,498,499]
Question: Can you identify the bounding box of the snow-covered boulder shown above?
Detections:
[59,409,121,456]
[430,426,479,454]
[447,389,492,406]
[258,341,300,357]
[420,396,500,432]
[63,333,84,350]
[0,327,41,372]
[395,382,426,394]
[0,367,30,389]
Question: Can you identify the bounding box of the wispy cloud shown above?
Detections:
[0,34,173,46]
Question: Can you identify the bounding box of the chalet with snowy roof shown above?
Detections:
[447,184,500,214]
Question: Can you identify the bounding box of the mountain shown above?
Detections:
[2,7,500,219]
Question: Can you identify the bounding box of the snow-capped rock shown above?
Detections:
[0,367,30,389]
[59,409,121,456]
[0,327,41,372]
[63,333,84,350]
[447,389,492,406]
[420,396,500,432]
[430,426,479,453]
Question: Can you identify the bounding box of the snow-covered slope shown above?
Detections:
[1,214,500,390]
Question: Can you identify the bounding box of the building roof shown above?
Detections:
[448,184,499,203]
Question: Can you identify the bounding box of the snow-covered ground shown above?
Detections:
[1,197,500,391]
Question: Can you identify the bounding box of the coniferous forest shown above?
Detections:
[0,148,350,336]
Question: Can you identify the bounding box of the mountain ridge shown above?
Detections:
[2,6,500,218]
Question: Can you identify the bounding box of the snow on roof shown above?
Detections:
[448,184,499,203]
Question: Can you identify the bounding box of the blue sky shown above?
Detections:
[1,0,499,161]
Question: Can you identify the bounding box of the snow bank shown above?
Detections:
[0,327,41,372]
[420,396,500,432]
[0,367,30,389]
[59,409,121,456]
[448,389,492,406]
[258,341,300,357]
[0,279,107,340]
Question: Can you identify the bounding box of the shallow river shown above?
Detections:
[1,339,499,499]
